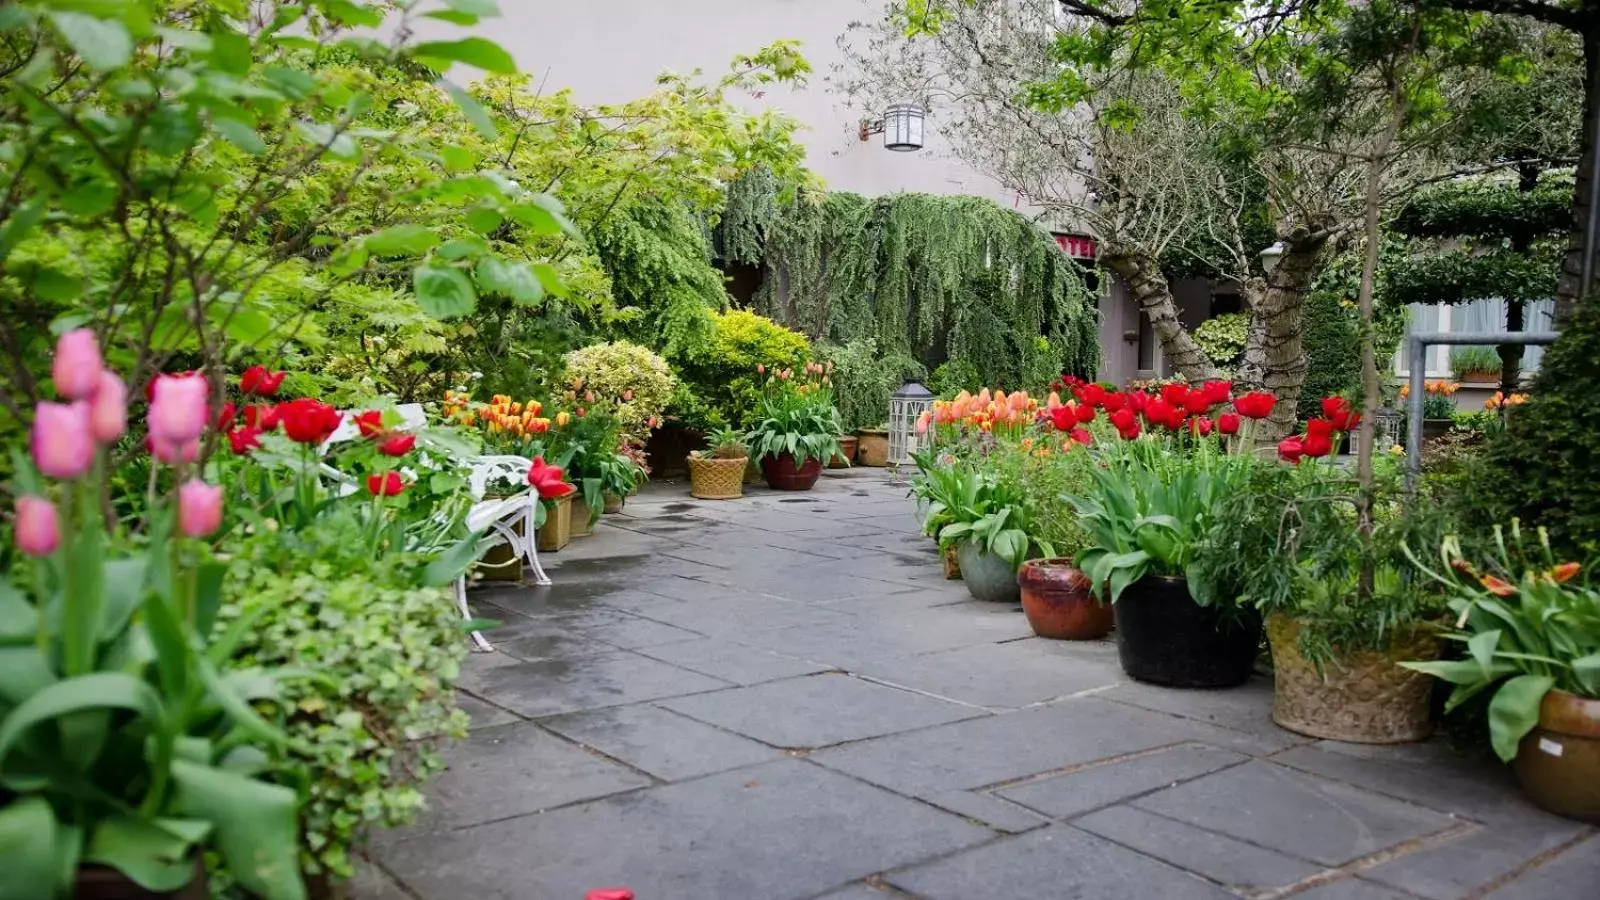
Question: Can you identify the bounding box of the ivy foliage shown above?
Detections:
[716,174,1099,394]
[1192,313,1249,376]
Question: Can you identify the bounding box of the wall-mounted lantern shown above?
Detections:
[1260,241,1286,275]
[859,103,925,152]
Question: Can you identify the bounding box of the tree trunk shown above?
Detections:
[1238,238,1326,443]
[1555,24,1600,321]
[1102,252,1219,382]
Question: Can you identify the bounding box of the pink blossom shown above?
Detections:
[147,374,210,445]
[15,496,60,556]
[176,480,223,538]
[31,401,94,478]
[52,329,103,400]
[149,436,200,466]
[88,371,127,444]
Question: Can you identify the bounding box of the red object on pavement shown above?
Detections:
[585,890,635,900]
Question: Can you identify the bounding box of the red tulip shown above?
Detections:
[1126,391,1149,414]
[1277,437,1305,464]
[278,398,342,444]
[378,433,416,457]
[1551,562,1582,584]
[240,365,286,397]
[1070,427,1092,446]
[366,471,406,496]
[1306,417,1335,440]
[1302,433,1333,458]
[1234,392,1276,420]
[1109,408,1138,433]
[1143,397,1175,428]
[52,329,104,401]
[585,890,634,900]
[1202,380,1233,405]
[1218,413,1240,435]
[243,403,280,431]
[1329,402,1360,431]
[227,426,262,455]
[1189,416,1214,437]
[1074,402,1096,424]
[527,456,575,499]
[354,410,384,439]
[1320,396,1349,419]
[1049,405,1076,432]
[1479,575,1517,598]
[1183,391,1212,416]
[215,401,237,431]
[32,401,95,479]
[1160,383,1189,408]
[15,496,60,557]
[1076,383,1108,409]
[1101,391,1127,413]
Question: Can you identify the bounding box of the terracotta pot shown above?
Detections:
[688,453,747,499]
[1017,559,1113,640]
[761,452,823,491]
[955,541,1020,604]
[857,429,889,467]
[603,492,625,514]
[75,862,207,899]
[536,494,573,552]
[1114,576,1261,688]
[830,435,859,469]
[1460,373,1500,385]
[474,494,524,582]
[941,544,962,580]
[1265,613,1437,743]
[1514,689,1600,823]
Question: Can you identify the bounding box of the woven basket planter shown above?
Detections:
[688,452,747,500]
[1266,613,1438,744]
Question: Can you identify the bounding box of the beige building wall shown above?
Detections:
[475,0,1020,203]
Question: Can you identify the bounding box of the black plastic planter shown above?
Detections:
[1113,575,1261,688]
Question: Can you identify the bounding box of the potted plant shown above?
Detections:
[1450,345,1504,385]
[1072,440,1261,687]
[857,424,890,467]
[909,449,965,579]
[831,433,859,468]
[994,441,1111,639]
[1403,527,1600,823]
[932,467,1037,604]
[748,369,844,491]
[1400,379,1459,442]
[1192,452,1449,743]
[2,339,306,899]
[688,426,751,500]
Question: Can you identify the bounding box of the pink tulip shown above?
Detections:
[148,374,210,445]
[89,371,127,444]
[915,410,931,435]
[176,480,223,538]
[149,436,200,466]
[15,496,60,556]
[31,401,94,478]
[52,330,103,400]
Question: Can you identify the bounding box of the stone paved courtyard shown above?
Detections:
[359,469,1599,900]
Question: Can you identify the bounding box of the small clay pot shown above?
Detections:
[955,541,1020,604]
[831,435,859,469]
[857,428,889,467]
[761,452,823,491]
[1017,559,1113,640]
[1514,689,1600,823]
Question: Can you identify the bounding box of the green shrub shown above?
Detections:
[1193,313,1249,375]
[1301,254,1407,420]
[818,338,923,432]
[564,341,677,441]
[674,309,811,428]
[929,359,981,398]
[218,525,468,880]
[1466,301,1600,558]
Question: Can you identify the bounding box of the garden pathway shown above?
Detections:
[359,469,1597,900]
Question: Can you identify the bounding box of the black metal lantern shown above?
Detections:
[859,103,926,152]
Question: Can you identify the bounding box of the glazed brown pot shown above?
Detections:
[761,452,823,491]
[856,429,889,467]
[830,435,859,469]
[1266,613,1438,744]
[1514,689,1600,823]
[1017,559,1113,640]
[75,862,207,899]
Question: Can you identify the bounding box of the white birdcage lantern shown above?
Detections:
[859,103,926,152]
[889,380,935,465]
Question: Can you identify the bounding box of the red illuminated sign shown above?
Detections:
[1053,234,1098,259]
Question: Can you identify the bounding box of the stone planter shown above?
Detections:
[955,541,1020,604]
[830,434,859,469]
[857,428,889,467]
[941,543,962,580]
[1266,613,1437,743]
[1514,689,1600,823]
[1114,576,1261,688]
[688,452,746,500]
[535,494,573,552]
[1017,559,1113,640]
[761,452,823,491]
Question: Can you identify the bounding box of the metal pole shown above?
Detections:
[1582,47,1600,304]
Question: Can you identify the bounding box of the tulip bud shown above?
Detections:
[176,480,224,538]
[31,401,95,479]
[52,329,104,400]
[88,372,128,444]
[15,495,60,556]
[148,375,210,445]
[150,436,200,466]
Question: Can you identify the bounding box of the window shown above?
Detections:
[1396,299,1553,377]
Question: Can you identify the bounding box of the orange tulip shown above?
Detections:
[1478,575,1517,598]
[1047,391,1062,410]
[1551,562,1581,584]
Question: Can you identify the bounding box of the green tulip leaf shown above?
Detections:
[172,760,306,900]
[1488,674,1554,763]
[0,796,61,900]
[84,815,207,892]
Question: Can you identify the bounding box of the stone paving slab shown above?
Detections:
[627,594,859,637]
[658,672,985,749]
[459,648,731,718]
[1293,879,1420,900]
[885,825,1236,899]
[1482,834,1600,899]
[378,759,992,900]
[1132,761,1460,867]
[1073,804,1325,891]
[849,639,1124,709]
[633,637,833,685]
[540,703,783,781]
[996,743,1249,819]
